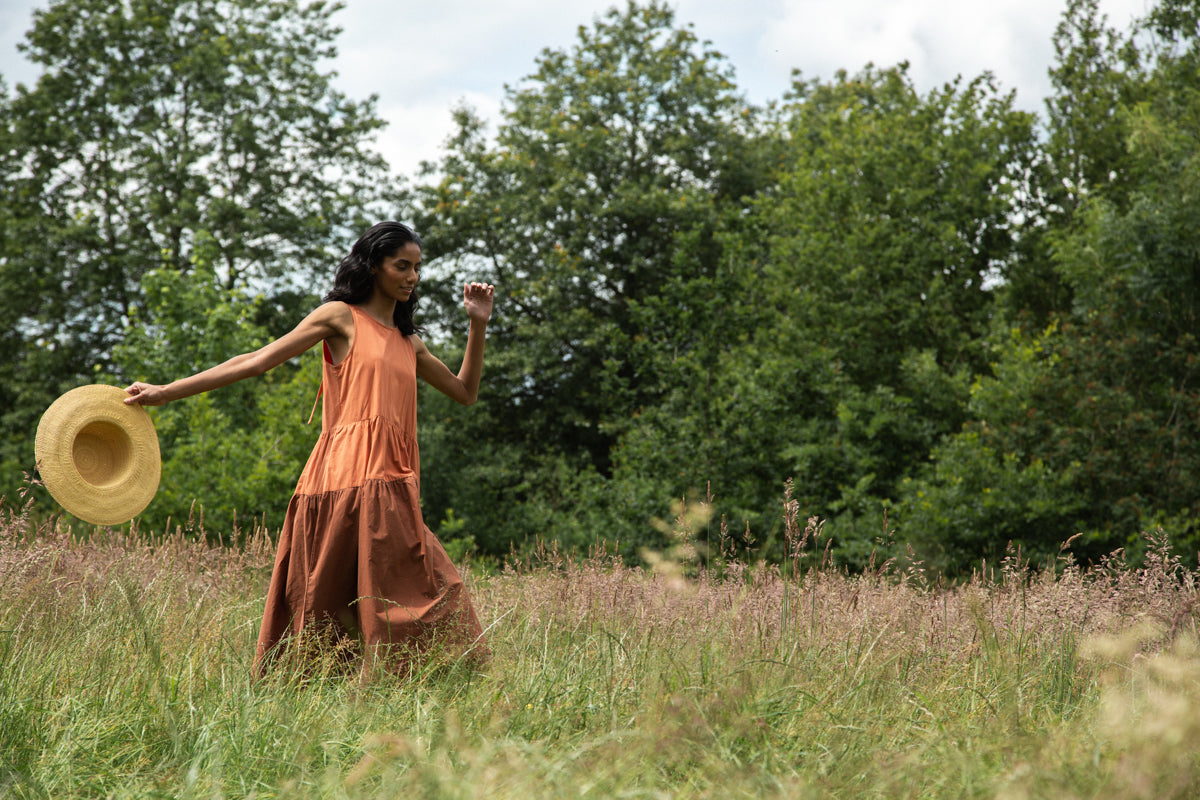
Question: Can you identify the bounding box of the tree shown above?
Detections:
[898,2,1200,572]
[0,0,398,520]
[713,64,1040,565]
[1043,0,1144,218]
[414,1,768,554]
[765,65,1039,384]
[995,0,1148,324]
[103,232,322,536]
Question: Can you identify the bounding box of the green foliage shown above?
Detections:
[2,0,1198,573]
[902,311,1198,572]
[414,1,768,556]
[0,0,395,511]
[725,64,1036,564]
[1043,0,1145,216]
[899,6,1200,572]
[108,239,320,537]
[766,64,1037,382]
[412,1,1198,571]
[1001,0,1144,324]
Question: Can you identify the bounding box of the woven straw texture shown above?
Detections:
[35,384,161,526]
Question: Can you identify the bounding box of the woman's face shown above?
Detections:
[372,241,422,303]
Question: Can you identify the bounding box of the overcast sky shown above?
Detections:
[1,0,1152,179]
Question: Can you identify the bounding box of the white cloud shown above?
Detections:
[758,0,1147,106]
[329,0,622,175]
[370,90,502,179]
[0,0,1160,177]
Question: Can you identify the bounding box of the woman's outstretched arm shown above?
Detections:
[124,302,353,406]
[415,282,495,406]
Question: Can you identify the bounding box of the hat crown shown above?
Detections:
[35,384,161,526]
[73,420,136,489]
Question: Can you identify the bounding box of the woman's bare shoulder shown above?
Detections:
[304,300,355,335]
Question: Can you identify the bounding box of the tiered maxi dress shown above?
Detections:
[255,303,485,671]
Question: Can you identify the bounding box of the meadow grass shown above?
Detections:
[3,496,1200,798]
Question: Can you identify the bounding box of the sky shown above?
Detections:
[0,0,1152,180]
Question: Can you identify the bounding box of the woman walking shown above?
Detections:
[124,221,491,675]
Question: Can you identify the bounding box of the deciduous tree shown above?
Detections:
[0,0,396,518]
[414,1,766,553]
[898,3,1200,571]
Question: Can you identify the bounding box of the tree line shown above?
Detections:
[1,0,1196,574]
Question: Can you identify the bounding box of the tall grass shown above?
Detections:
[3,492,1200,798]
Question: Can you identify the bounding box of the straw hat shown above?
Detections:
[34,384,161,526]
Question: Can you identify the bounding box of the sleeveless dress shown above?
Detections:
[255,304,485,671]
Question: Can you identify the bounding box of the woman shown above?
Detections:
[124,221,492,675]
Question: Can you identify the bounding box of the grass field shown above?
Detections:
[3,496,1200,799]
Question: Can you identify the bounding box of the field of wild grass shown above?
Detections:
[4,493,1200,799]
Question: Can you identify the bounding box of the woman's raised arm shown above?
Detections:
[414,282,494,406]
[124,302,353,406]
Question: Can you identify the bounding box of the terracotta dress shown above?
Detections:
[255,304,484,671]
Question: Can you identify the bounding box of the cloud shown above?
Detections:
[334,0,618,102]
[0,0,1158,178]
[329,0,623,175]
[760,0,1049,101]
[370,90,503,179]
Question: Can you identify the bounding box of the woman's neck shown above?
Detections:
[361,294,398,328]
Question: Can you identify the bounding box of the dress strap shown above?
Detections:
[306,381,323,425]
[306,341,333,425]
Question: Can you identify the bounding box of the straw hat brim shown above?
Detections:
[34,384,162,526]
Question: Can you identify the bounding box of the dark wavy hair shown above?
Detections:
[324,221,425,335]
